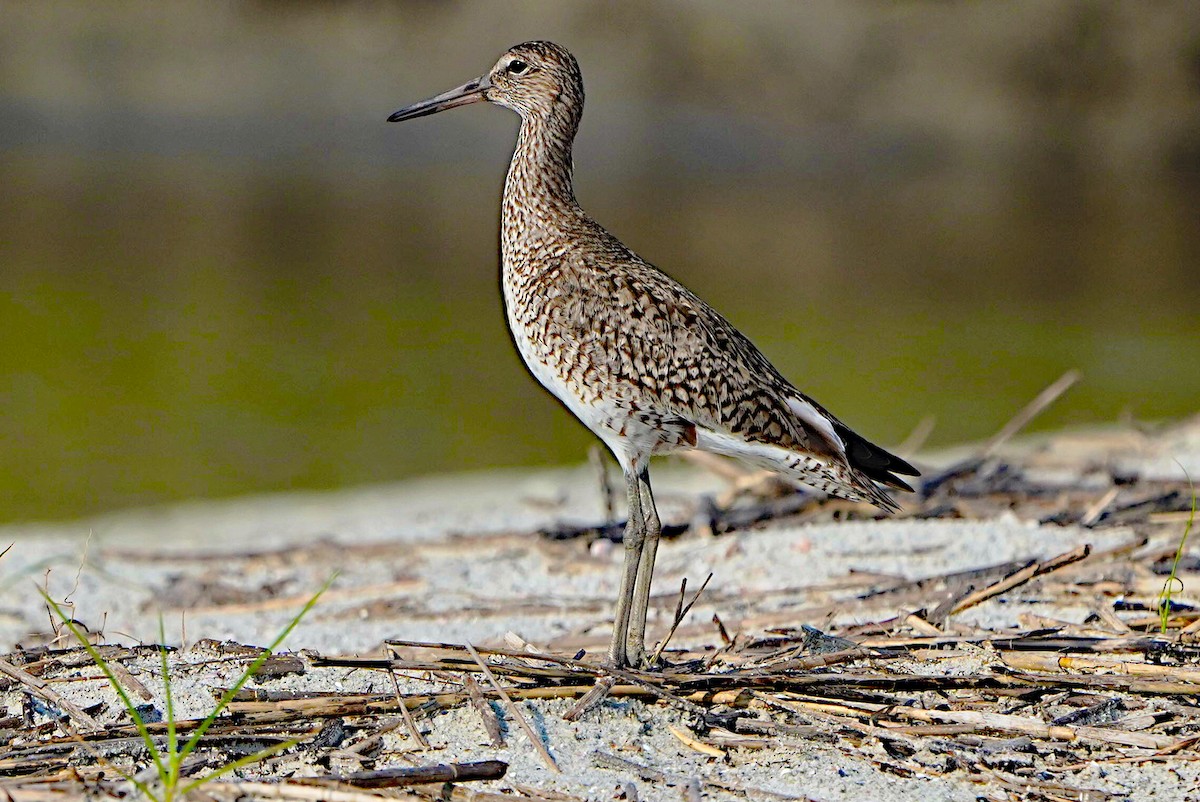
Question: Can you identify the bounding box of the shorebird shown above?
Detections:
[388,41,919,668]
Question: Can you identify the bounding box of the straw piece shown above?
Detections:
[464,643,559,773]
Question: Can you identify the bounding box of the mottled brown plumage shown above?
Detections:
[389,41,919,667]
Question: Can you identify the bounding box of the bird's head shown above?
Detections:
[388,41,583,124]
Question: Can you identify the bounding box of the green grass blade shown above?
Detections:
[37,587,170,785]
[1158,466,1196,634]
[177,574,334,761]
[157,616,180,790]
[176,738,301,796]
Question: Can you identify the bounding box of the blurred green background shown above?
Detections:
[1,1,1198,523]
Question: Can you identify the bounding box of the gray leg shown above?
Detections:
[609,468,645,667]
[625,467,661,667]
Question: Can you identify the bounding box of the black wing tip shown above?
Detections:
[885,452,921,477]
[833,421,921,493]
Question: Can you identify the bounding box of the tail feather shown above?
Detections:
[693,425,909,513]
[832,421,920,493]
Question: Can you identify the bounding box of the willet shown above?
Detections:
[388,41,919,668]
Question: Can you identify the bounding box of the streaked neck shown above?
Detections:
[502,107,581,251]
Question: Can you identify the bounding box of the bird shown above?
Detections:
[388,41,919,669]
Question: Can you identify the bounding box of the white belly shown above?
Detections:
[506,311,661,472]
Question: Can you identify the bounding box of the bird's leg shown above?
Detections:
[609,467,646,667]
[626,467,661,667]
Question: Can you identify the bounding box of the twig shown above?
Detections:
[1092,605,1132,635]
[1000,652,1200,684]
[64,529,92,607]
[165,580,423,615]
[903,612,944,636]
[203,782,416,801]
[886,706,1173,749]
[464,643,559,773]
[667,724,723,758]
[381,639,604,669]
[589,445,616,525]
[324,760,507,787]
[775,647,875,672]
[106,659,153,702]
[463,673,503,747]
[1080,487,1121,527]
[0,658,102,732]
[974,769,1115,802]
[225,684,659,722]
[562,676,616,722]
[342,718,407,756]
[980,369,1081,458]
[948,544,1091,618]
[779,692,1175,748]
[591,751,814,801]
[896,415,936,457]
[502,631,546,654]
[386,668,430,750]
[651,573,713,664]
[600,666,711,719]
[734,717,823,740]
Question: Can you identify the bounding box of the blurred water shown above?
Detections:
[0,1,1197,522]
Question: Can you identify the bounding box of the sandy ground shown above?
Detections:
[1,421,1198,800]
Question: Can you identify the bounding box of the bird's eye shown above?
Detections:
[507,59,528,75]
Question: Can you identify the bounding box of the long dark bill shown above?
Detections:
[387,77,489,122]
